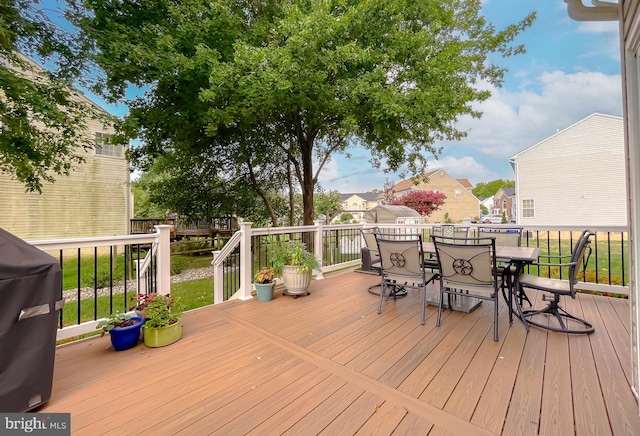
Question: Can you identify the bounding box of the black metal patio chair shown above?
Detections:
[375,233,439,325]
[432,235,500,341]
[517,229,595,334]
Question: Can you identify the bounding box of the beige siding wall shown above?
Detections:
[514,113,626,226]
[400,171,479,223]
[0,120,129,241]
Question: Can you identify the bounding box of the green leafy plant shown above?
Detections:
[254,267,275,284]
[270,241,320,275]
[96,313,139,337]
[131,293,184,328]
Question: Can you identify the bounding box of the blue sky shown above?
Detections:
[317,0,623,192]
[43,0,622,192]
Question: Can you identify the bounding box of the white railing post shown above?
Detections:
[154,225,172,295]
[314,220,325,280]
[133,259,147,294]
[212,249,223,303]
[238,221,254,300]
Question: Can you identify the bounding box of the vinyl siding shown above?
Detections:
[513,113,626,226]
[0,100,128,240]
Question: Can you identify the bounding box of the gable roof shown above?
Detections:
[392,169,439,191]
[392,169,474,192]
[457,178,473,189]
[340,192,379,201]
[497,187,515,197]
[509,113,623,164]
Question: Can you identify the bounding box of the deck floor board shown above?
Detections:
[39,270,640,435]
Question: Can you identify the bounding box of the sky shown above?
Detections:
[45,0,623,193]
[316,0,623,192]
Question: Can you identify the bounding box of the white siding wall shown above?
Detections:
[0,118,129,240]
[514,113,626,226]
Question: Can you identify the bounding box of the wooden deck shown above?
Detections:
[42,270,640,435]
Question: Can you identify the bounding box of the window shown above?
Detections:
[455,189,461,199]
[522,199,534,218]
[95,132,123,157]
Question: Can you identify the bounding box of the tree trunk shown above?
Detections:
[287,160,295,226]
[300,138,315,226]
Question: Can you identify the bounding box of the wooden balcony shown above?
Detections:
[42,270,639,435]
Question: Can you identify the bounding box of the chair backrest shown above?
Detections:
[375,233,425,279]
[432,236,497,289]
[361,227,380,250]
[569,230,595,291]
[477,227,522,247]
[432,225,469,243]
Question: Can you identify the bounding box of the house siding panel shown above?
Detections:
[513,114,626,226]
[0,64,128,240]
[0,147,128,240]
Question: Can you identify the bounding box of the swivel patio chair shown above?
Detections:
[375,233,438,325]
[432,235,500,341]
[361,227,386,295]
[517,230,595,334]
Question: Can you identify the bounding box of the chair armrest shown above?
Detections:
[537,254,572,260]
[530,260,577,269]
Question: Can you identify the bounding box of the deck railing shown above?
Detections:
[213,222,630,302]
[30,222,628,340]
[31,225,172,341]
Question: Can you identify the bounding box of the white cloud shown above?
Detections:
[577,21,619,34]
[317,69,622,192]
[436,156,499,181]
[447,70,622,159]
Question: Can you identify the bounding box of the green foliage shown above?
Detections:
[338,213,355,224]
[472,179,515,199]
[132,293,184,328]
[0,1,116,192]
[254,267,275,284]
[314,190,343,223]
[270,240,320,275]
[69,0,535,226]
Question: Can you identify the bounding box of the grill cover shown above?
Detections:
[0,228,64,412]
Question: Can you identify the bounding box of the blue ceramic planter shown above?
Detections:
[109,316,144,351]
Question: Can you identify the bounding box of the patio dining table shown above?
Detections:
[422,242,539,324]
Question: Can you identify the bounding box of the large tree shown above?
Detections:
[472,179,515,199]
[0,0,110,192]
[69,0,534,224]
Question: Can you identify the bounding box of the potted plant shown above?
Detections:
[254,267,276,302]
[131,293,184,347]
[271,240,320,297]
[96,313,144,351]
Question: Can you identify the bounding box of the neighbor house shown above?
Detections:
[391,169,479,223]
[0,56,130,240]
[491,187,516,221]
[509,113,626,226]
[339,192,379,222]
